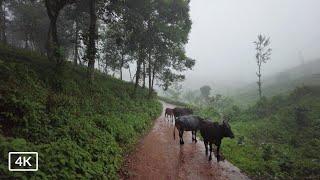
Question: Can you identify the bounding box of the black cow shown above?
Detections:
[173,115,203,144]
[173,107,193,120]
[199,119,234,162]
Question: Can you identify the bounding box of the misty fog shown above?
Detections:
[183,0,320,90]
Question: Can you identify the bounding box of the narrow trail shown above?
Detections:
[120,102,250,180]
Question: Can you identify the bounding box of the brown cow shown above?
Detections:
[165,108,174,122]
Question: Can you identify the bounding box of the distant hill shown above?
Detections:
[232,59,320,105]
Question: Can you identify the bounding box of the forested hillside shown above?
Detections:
[232,60,320,105]
[0,0,195,178]
[0,46,162,178]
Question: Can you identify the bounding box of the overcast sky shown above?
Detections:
[183,0,320,89]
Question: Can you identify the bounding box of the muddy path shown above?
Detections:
[120,102,250,180]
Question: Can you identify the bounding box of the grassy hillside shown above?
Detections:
[197,86,320,179]
[232,60,320,105]
[0,45,162,179]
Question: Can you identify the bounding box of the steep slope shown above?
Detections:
[0,45,162,179]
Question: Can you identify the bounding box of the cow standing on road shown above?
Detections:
[173,115,203,144]
[199,118,234,162]
[165,108,174,122]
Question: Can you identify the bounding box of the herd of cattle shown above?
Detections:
[165,107,234,162]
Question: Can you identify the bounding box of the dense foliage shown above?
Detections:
[195,86,320,179]
[0,46,162,178]
[1,0,195,94]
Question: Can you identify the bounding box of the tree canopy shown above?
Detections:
[1,0,195,95]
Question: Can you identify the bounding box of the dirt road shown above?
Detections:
[120,102,249,180]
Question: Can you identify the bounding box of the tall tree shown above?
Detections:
[86,0,97,81]
[254,34,272,99]
[8,1,48,52]
[121,0,195,96]
[60,0,90,65]
[69,1,83,65]
[44,0,76,64]
[0,0,7,44]
[85,0,119,81]
[101,20,131,79]
[150,0,194,96]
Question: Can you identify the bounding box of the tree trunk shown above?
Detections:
[104,58,108,75]
[0,0,7,44]
[128,66,133,82]
[257,62,262,99]
[120,53,124,80]
[152,69,155,89]
[134,51,143,95]
[47,16,60,63]
[150,62,156,97]
[148,51,152,97]
[74,18,79,65]
[87,0,97,82]
[120,67,123,80]
[45,0,62,64]
[142,61,146,88]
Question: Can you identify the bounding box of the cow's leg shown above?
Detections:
[181,130,184,144]
[204,141,208,155]
[191,131,194,142]
[216,143,221,162]
[179,130,184,145]
[194,130,197,143]
[191,131,196,142]
[208,142,213,161]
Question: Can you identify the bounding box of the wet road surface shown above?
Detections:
[120,102,250,180]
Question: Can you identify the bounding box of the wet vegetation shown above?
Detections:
[164,84,320,179]
[0,46,162,178]
[222,86,320,179]
[0,0,193,178]
[1,0,319,179]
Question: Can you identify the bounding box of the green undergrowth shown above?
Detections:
[0,45,162,179]
[197,86,320,179]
